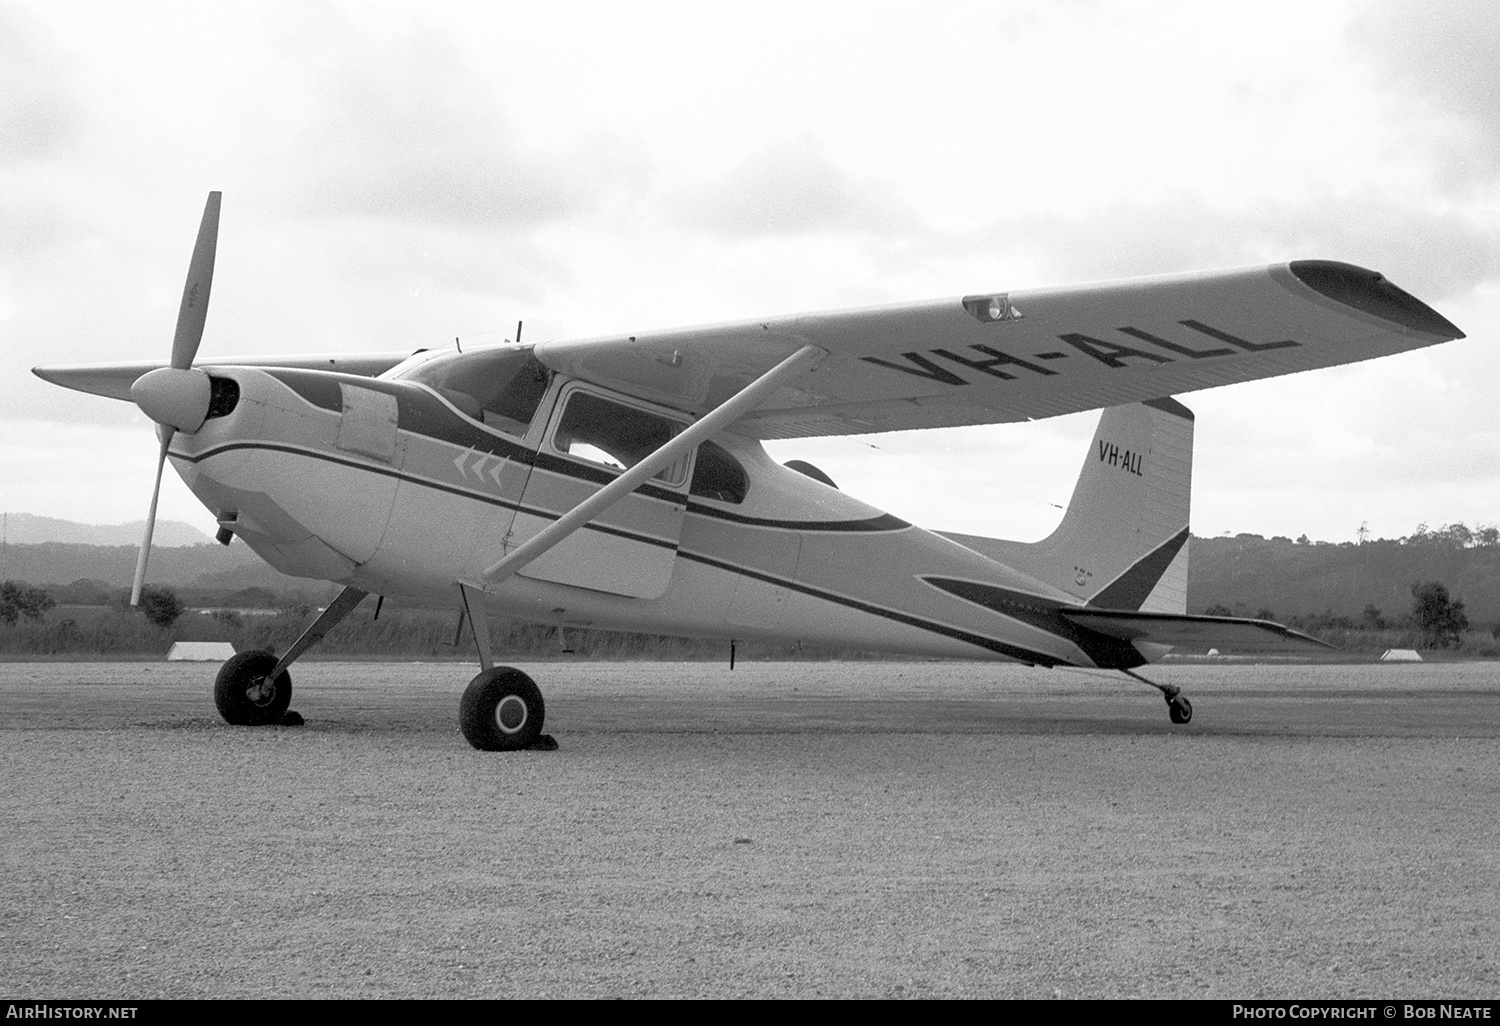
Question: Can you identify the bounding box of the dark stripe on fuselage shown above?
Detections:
[205,370,1046,657]
[263,369,690,502]
[690,508,909,532]
[171,441,680,551]
[174,438,908,549]
[174,439,1070,665]
[258,368,908,533]
[920,577,1147,669]
[679,551,1060,665]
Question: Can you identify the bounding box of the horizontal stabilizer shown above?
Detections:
[1061,608,1334,652]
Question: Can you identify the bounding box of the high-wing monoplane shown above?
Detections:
[34,193,1466,748]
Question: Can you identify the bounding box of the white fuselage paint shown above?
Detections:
[168,366,1126,669]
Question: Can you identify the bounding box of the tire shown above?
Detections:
[1168,695,1193,725]
[460,667,545,751]
[215,649,292,726]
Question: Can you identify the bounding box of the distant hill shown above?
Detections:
[1190,533,1500,625]
[1,513,211,547]
[0,540,332,598]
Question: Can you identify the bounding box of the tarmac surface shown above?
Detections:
[2,659,1498,999]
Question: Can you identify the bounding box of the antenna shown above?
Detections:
[515,320,523,345]
[454,336,462,353]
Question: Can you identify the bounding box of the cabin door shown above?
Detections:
[509,383,689,599]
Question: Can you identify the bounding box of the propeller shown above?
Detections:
[128,191,221,606]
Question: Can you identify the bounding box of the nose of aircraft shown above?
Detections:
[131,365,213,433]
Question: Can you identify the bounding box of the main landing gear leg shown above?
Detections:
[456,583,556,752]
[214,585,369,726]
[1121,667,1193,725]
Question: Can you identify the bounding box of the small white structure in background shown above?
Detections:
[167,641,236,661]
[1380,648,1423,662]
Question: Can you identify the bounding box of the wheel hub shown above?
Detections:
[496,695,528,733]
[245,677,276,706]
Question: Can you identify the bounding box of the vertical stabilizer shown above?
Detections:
[942,398,1193,611]
[1050,397,1192,610]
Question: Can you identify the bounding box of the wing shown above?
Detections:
[1062,609,1334,653]
[32,352,408,402]
[533,260,1463,439]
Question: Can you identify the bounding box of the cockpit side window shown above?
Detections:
[397,346,551,437]
[550,390,687,486]
[689,441,748,504]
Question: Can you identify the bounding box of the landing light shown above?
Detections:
[962,293,1023,323]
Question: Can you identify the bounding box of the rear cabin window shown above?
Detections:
[397,346,551,437]
[689,442,748,504]
[551,391,687,486]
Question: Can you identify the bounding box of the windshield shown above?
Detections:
[395,345,551,437]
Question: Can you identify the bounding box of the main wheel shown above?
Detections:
[215,649,292,726]
[1167,694,1193,725]
[460,667,545,751]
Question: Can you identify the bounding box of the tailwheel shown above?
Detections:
[214,649,292,726]
[1121,667,1194,726]
[460,666,546,751]
[1167,694,1193,725]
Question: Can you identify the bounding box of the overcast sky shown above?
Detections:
[3,0,1497,545]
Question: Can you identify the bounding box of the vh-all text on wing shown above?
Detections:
[33,193,1466,749]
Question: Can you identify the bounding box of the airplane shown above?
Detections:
[33,193,1466,750]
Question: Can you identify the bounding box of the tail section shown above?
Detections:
[943,397,1194,611]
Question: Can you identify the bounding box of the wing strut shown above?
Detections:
[478,344,824,585]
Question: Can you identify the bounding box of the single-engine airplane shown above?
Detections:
[34,193,1466,749]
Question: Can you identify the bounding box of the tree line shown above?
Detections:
[1204,581,1476,649]
[0,580,870,662]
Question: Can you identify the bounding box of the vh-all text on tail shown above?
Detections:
[34,193,1465,749]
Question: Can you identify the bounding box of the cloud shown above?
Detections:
[282,20,603,232]
[665,140,918,240]
[964,191,1500,301]
[0,198,72,267]
[1348,0,1500,191]
[0,2,85,164]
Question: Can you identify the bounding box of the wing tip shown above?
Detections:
[1286,260,1465,341]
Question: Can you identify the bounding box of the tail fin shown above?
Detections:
[943,398,1194,611]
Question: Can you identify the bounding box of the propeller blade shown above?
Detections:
[170,191,221,370]
[129,428,173,607]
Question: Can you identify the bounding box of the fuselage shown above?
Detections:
[165,349,1146,669]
